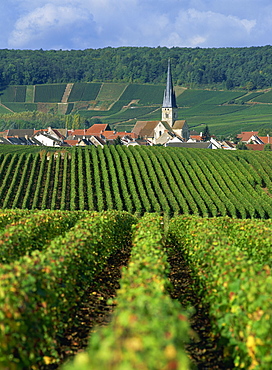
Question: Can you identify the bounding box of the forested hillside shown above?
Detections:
[1,46,272,89]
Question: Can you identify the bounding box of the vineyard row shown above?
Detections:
[0,210,271,369]
[1,146,272,217]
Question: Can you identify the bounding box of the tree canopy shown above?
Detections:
[1,46,272,89]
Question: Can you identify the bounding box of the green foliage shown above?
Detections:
[34,84,66,103]
[1,147,272,217]
[236,141,248,150]
[1,46,272,89]
[120,84,165,105]
[0,210,136,369]
[252,89,272,103]
[0,111,66,131]
[0,210,79,263]
[167,216,272,369]
[0,86,26,103]
[3,103,37,113]
[96,82,127,100]
[68,82,102,101]
[63,213,190,370]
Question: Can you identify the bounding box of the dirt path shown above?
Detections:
[43,247,131,369]
[168,249,234,369]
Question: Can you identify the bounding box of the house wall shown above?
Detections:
[154,122,167,141]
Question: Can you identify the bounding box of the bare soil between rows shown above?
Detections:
[43,248,233,369]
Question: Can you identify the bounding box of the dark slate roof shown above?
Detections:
[166,142,212,149]
[162,59,177,108]
[0,137,11,145]
[6,129,35,137]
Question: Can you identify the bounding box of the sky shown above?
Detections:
[1,0,272,50]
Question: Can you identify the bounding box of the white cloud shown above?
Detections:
[158,8,258,47]
[2,0,272,49]
[8,3,97,49]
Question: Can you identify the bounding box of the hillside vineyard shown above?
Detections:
[1,146,272,217]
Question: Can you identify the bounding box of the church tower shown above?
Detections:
[162,59,178,127]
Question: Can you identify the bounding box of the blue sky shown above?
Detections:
[1,0,272,50]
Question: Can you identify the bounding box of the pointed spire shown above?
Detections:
[162,58,177,108]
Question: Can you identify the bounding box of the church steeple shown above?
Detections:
[162,59,178,127]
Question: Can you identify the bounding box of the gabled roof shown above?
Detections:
[102,131,138,140]
[0,137,11,145]
[237,131,258,142]
[258,136,272,144]
[156,131,175,145]
[160,121,174,132]
[189,135,202,142]
[166,141,212,149]
[64,140,79,146]
[86,124,111,135]
[49,128,65,140]
[172,120,187,130]
[132,121,160,137]
[164,136,184,146]
[68,129,87,137]
[5,129,35,137]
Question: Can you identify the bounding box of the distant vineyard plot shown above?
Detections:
[34,84,66,103]
[252,89,272,103]
[0,86,26,103]
[68,83,102,102]
[120,84,165,105]
[96,83,128,101]
[1,82,272,134]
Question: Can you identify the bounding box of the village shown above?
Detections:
[0,61,271,151]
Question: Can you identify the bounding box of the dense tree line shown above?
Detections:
[1,46,272,89]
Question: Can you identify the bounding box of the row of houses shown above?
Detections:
[237,131,272,150]
[0,124,238,149]
[0,125,140,148]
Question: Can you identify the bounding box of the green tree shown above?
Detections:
[202,125,211,141]
[263,143,272,151]
[236,141,248,150]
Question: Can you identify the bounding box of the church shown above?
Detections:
[132,59,189,144]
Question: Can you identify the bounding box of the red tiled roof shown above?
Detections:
[237,131,258,142]
[64,140,78,146]
[68,129,87,136]
[190,135,202,141]
[246,144,265,151]
[86,124,110,135]
[258,136,272,144]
